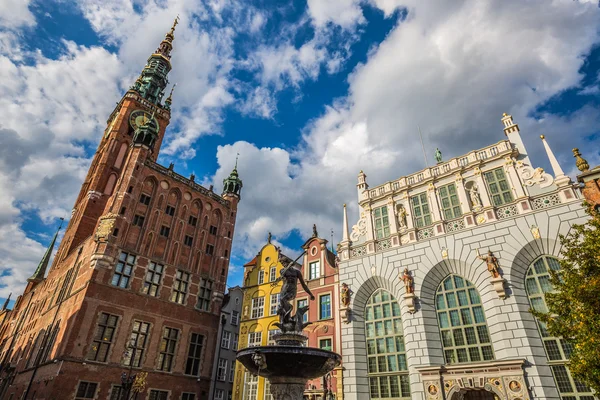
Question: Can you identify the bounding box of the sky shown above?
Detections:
[1,0,599,305]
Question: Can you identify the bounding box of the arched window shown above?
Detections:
[526,256,595,399]
[365,289,410,399]
[436,275,494,364]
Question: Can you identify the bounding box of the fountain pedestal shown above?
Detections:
[236,332,341,400]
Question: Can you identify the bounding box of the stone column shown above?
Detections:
[503,157,526,199]
[454,173,471,214]
[427,183,442,222]
[473,168,492,207]
[386,197,398,236]
[269,377,306,400]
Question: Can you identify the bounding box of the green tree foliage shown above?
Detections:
[532,204,600,393]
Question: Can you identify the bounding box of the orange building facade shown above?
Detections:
[0,19,242,400]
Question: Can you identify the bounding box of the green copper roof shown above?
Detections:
[28,219,63,283]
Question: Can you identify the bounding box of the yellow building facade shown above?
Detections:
[232,242,294,400]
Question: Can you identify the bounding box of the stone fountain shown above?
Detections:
[237,252,341,399]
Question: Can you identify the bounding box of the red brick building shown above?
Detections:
[0,19,242,400]
[297,229,343,400]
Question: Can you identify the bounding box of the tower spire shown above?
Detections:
[28,218,64,283]
[164,83,176,110]
[130,17,179,106]
[222,154,243,198]
[540,135,570,187]
[342,204,349,243]
[2,293,11,310]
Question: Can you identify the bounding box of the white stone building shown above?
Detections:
[336,114,596,400]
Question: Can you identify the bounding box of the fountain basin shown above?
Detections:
[237,345,341,379]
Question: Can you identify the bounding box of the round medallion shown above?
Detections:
[310,246,318,256]
[160,180,169,190]
[509,380,521,392]
[184,192,192,201]
[428,385,438,395]
[205,203,212,211]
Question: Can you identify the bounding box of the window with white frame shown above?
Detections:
[243,373,258,400]
[309,261,320,280]
[270,293,280,315]
[258,270,264,285]
[232,333,239,351]
[269,266,277,282]
[248,332,262,347]
[264,379,273,400]
[231,311,239,325]
[215,389,224,400]
[217,358,227,381]
[251,297,264,319]
[221,331,231,349]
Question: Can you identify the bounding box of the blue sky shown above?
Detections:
[1,0,599,305]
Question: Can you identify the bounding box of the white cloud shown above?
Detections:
[307,0,365,29]
[0,0,35,30]
[2,0,600,294]
[211,0,600,274]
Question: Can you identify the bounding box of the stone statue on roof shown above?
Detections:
[435,148,443,164]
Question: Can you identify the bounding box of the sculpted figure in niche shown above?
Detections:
[395,203,408,229]
[477,250,501,278]
[340,283,352,307]
[469,184,482,209]
[401,268,414,294]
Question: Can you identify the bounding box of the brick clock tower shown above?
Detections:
[0,18,242,400]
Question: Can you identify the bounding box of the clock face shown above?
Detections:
[129,110,158,131]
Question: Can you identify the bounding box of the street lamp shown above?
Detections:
[120,338,140,400]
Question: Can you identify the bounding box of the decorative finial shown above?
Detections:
[268,232,272,244]
[170,15,180,36]
[502,112,508,117]
[166,83,176,102]
[540,135,545,140]
[235,153,239,169]
[312,224,318,238]
[573,148,590,172]
[343,203,346,208]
